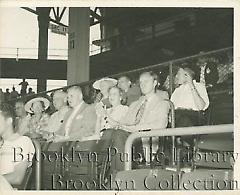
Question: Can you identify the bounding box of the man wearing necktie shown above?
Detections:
[52,86,98,142]
[107,71,170,164]
[116,71,169,131]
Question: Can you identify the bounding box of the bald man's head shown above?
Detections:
[67,86,83,108]
[53,90,67,110]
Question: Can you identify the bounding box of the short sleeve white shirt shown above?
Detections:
[171,80,209,111]
[0,135,35,175]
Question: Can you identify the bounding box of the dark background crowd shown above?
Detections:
[0,79,35,103]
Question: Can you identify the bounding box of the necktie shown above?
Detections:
[135,98,147,124]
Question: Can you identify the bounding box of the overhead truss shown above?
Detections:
[21,7,102,27]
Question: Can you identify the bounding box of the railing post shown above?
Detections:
[32,139,41,190]
[169,101,176,167]
[164,99,176,166]
[169,62,174,97]
[16,48,19,61]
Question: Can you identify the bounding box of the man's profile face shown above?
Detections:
[175,68,188,85]
[118,77,131,91]
[15,102,26,117]
[67,89,82,108]
[53,94,66,111]
[139,73,156,95]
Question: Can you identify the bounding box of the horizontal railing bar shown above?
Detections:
[124,124,233,170]
[7,46,233,103]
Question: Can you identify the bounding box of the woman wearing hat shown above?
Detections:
[95,86,129,131]
[25,97,50,137]
[93,77,118,108]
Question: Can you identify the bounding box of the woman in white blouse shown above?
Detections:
[95,86,128,130]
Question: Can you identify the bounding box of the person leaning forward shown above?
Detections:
[52,86,98,142]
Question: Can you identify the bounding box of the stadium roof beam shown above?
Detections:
[51,7,67,23]
[21,7,68,27]
[21,7,102,27]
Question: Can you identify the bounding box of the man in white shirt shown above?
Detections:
[171,66,209,127]
[171,66,210,160]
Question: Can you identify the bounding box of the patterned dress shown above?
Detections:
[28,113,49,133]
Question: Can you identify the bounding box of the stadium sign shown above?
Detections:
[49,23,68,35]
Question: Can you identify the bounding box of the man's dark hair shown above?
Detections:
[178,63,196,79]
[183,67,196,79]
[0,103,15,121]
[140,71,159,92]
[140,71,159,82]
[119,75,131,82]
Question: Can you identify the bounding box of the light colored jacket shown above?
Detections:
[56,102,97,140]
[122,93,170,131]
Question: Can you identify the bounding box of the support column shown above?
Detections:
[37,7,51,93]
[67,7,90,85]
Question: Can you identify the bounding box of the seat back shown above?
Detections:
[93,129,130,187]
[14,139,42,190]
[41,141,68,190]
[193,133,233,169]
[13,166,33,190]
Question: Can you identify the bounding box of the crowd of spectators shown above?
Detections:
[0,79,35,104]
[0,50,233,190]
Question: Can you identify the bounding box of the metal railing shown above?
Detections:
[6,46,233,108]
[32,139,42,190]
[0,44,102,59]
[124,124,233,171]
[166,100,176,166]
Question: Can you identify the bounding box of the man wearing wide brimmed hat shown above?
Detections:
[93,77,118,108]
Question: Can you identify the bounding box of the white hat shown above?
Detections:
[25,97,50,113]
[93,77,117,90]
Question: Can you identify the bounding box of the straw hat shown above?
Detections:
[25,97,50,113]
[93,77,118,90]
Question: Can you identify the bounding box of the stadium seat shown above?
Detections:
[13,167,33,190]
[193,133,233,169]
